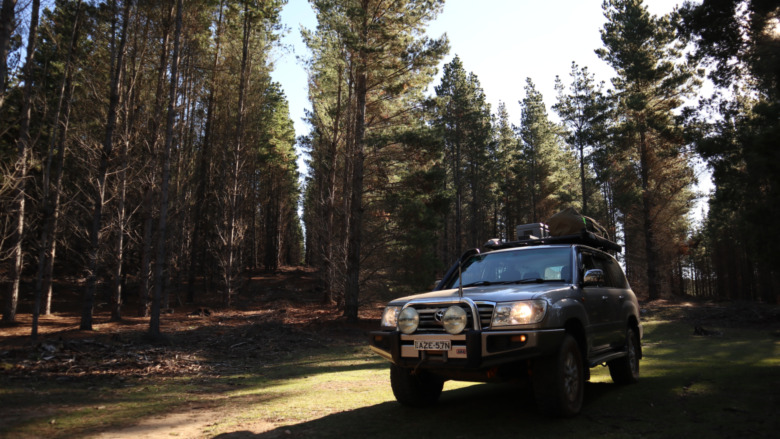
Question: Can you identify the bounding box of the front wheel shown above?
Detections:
[390,364,444,407]
[608,327,640,385]
[532,334,585,417]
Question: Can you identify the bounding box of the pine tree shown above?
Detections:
[493,101,520,240]
[32,0,85,338]
[81,0,132,331]
[553,62,610,217]
[518,78,578,224]
[255,83,300,270]
[305,0,447,321]
[598,0,699,299]
[680,0,780,302]
[0,0,300,338]
[435,56,494,257]
[4,0,40,323]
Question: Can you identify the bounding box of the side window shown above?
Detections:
[602,257,628,289]
[581,252,619,287]
[591,253,628,288]
[581,253,597,272]
[594,255,615,287]
[580,253,603,285]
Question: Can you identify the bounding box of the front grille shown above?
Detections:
[409,302,494,332]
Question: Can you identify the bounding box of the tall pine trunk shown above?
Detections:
[188,0,224,304]
[82,0,130,330]
[339,77,355,309]
[139,3,172,317]
[344,10,368,322]
[33,0,82,338]
[639,127,661,300]
[150,0,182,337]
[138,188,154,317]
[223,1,252,307]
[324,67,343,304]
[4,0,40,323]
[454,137,462,256]
[111,80,134,321]
[579,143,588,215]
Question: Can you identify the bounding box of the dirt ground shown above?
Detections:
[0,267,383,437]
[1,267,778,438]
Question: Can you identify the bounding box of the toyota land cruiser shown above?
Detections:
[369,230,642,417]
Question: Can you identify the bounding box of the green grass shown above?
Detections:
[1,318,778,438]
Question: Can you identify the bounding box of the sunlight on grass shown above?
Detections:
[443,380,482,391]
[588,365,613,383]
[222,367,393,430]
[202,319,779,438]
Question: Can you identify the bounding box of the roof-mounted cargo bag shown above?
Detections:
[547,207,609,240]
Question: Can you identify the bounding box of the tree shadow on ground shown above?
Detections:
[212,356,779,439]
[212,381,621,439]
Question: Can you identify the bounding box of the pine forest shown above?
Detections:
[1,0,778,337]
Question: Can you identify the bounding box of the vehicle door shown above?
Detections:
[579,251,612,352]
[598,254,630,349]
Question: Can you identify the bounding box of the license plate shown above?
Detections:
[414,340,451,351]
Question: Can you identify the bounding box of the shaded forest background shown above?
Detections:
[1,0,778,336]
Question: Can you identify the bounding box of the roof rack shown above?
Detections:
[484,230,622,254]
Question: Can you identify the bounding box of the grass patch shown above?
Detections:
[2,316,778,438]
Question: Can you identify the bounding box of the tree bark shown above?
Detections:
[4,0,39,324]
[111,69,134,321]
[138,188,153,317]
[187,0,224,304]
[82,0,130,330]
[580,142,588,215]
[222,0,252,307]
[324,66,343,304]
[138,1,172,317]
[639,126,661,300]
[150,0,182,337]
[344,6,369,322]
[33,0,82,338]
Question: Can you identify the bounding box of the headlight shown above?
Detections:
[397,307,419,334]
[491,300,547,327]
[381,306,401,328]
[442,305,468,334]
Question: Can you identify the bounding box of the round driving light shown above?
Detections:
[397,307,419,334]
[442,306,467,334]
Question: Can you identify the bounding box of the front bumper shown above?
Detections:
[369,328,565,370]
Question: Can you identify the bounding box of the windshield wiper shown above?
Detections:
[462,278,565,287]
[515,278,546,284]
[461,280,495,288]
[462,280,523,288]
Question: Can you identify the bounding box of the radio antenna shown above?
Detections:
[458,259,464,298]
[455,249,478,299]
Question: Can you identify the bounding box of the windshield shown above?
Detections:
[446,247,572,289]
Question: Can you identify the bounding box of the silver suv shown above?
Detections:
[369,232,642,417]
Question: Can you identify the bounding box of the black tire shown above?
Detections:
[608,327,640,385]
[390,364,444,407]
[532,334,585,417]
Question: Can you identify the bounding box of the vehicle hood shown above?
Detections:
[388,283,573,305]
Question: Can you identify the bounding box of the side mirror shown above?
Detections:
[582,269,604,287]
